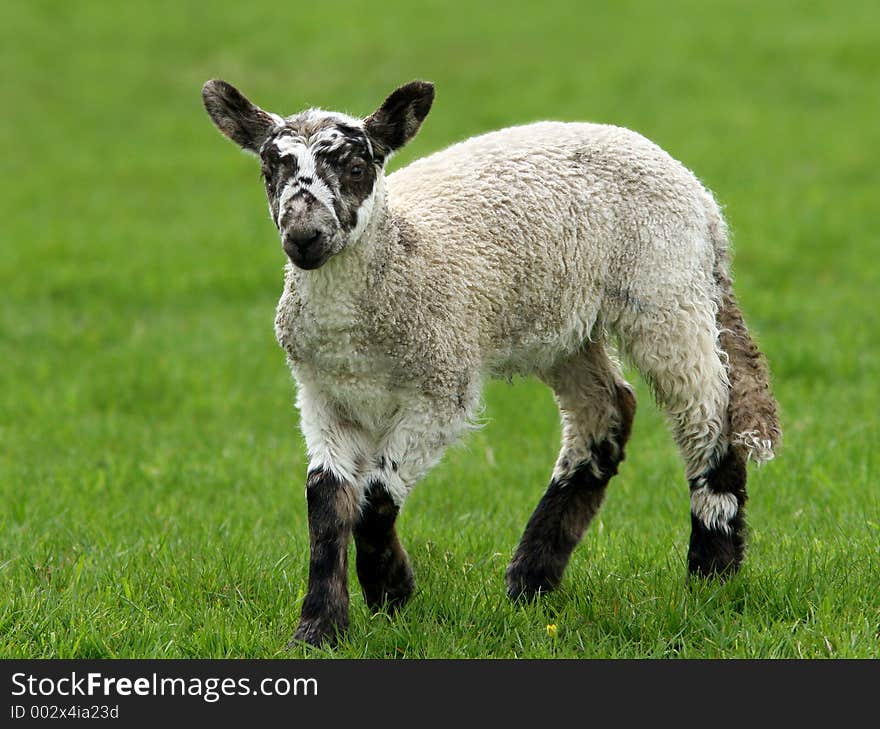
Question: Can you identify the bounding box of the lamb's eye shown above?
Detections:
[350,163,364,179]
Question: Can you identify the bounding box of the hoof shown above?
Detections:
[505,560,558,602]
[362,560,415,613]
[687,553,742,580]
[287,614,348,649]
[687,514,745,579]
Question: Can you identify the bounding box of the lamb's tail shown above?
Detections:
[710,214,782,465]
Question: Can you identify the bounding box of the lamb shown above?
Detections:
[201,79,781,647]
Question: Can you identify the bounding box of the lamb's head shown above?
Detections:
[202,79,434,270]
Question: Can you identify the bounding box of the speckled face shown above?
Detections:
[258,111,382,269]
[203,78,435,270]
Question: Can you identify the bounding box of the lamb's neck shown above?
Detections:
[291,193,396,309]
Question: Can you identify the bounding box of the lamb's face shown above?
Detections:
[202,79,434,270]
[259,112,380,270]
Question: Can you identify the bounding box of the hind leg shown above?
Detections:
[506,344,636,600]
[622,302,747,577]
[687,447,747,576]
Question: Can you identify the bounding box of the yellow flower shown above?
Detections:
[546,623,558,639]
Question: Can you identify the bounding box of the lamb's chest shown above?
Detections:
[275,295,369,374]
[274,287,401,421]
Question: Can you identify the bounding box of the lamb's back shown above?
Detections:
[383,122,717,373]
[387,121,709,256]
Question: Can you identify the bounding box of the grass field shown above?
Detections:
[2,0,878,658]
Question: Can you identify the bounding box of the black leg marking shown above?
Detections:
[506,384,635,601]
[687,447,748,578]
[354,481,414,612]
[290,469,357,648]
[505,463,608,601]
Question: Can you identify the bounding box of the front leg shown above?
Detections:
[289,385,367,648]
[291,467,359,647]
[353,394,476,614]
[354,479,414,612]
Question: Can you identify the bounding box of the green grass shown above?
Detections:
[2,0,878,658]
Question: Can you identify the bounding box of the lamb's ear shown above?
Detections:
[201,79,278,154]
[364,80,434,159]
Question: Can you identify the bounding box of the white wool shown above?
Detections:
[732,430,776,465]
[690,484,739,533]
[274,121,772,503]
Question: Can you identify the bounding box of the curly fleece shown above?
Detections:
[273,120,781,502]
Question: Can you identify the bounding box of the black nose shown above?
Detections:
[283,228,323,256]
